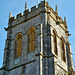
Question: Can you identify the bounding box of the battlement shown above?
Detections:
[16,13,22,19]
[31,6,37,12]
[8,0,66,27]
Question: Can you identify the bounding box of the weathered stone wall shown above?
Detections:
[1,1,73,75]
[50,13,68,73]
[7,12,42,75]
[9,15,41,68]
[9,61,36,75]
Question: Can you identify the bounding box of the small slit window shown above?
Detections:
[22,66,26,73]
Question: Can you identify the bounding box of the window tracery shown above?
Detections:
[27,27,36,53]
[15,33,22,58]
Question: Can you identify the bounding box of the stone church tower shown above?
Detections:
[0,0,74,75]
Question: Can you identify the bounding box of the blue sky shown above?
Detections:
[0,0,75,69]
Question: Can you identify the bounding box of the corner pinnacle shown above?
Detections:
[55,5,58,15]
[25,2,27,11]
[64,16,67,24]
[9,12,12,19]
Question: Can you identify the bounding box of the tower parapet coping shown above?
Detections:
[8,0,66,27]
[8,1,49,24]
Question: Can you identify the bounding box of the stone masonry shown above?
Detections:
[0,0,74,75]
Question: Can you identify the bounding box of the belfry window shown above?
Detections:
[53,30,58,55]
[15,33,22,58]
[27,27,36,53]
[60,38,66,62]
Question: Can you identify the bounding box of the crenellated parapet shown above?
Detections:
[31,6,37,12]
[9,16,15,24]
[8,1,50,24]
[16,13,22,19]
[7,0,68,32]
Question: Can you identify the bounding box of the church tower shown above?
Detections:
[0,0,73,75]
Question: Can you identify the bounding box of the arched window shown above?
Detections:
[60,37,66,62]
[53,30,58,55]
[15,33,22,58]
[27,27,36,53]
